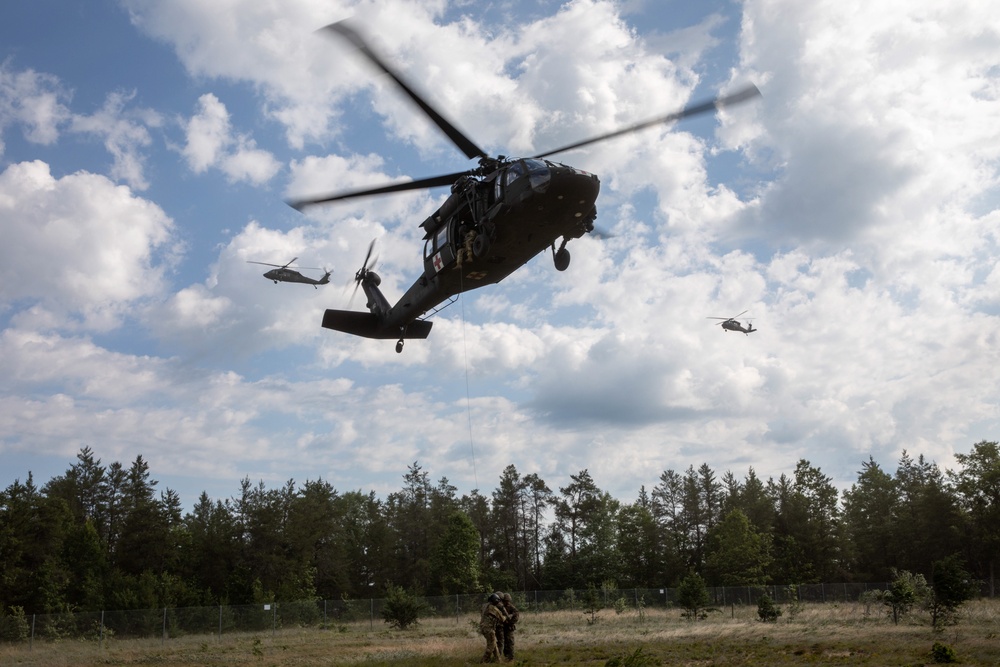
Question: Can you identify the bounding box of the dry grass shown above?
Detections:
[2,599,999,666]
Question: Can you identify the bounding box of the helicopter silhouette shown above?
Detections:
[708,311,756,335]
[290,21,761,353]
[248,257,331,288]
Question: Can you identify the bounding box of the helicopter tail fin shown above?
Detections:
[321,309,433,340]
[319,270,332,285]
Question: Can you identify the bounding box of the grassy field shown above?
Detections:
[3,599,999,666]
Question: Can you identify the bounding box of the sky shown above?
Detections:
[2,0,999,509]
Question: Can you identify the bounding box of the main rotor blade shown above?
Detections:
[288,170,473,209]
[322,21,487,161]
[248,261,283,267]
[532,84,761,159]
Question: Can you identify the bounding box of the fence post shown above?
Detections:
[324,599,327,628]
[30,614,35,651]
[218,604,222,639]
[162,607,167,644]
[99,610,105,651]
[272,603,276,638]
[370,598,374,630]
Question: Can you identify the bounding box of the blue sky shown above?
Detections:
[2,0,999,507]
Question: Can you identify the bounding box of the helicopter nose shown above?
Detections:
[549,166,600,209]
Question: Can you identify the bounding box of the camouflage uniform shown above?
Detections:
[456,229,477,267]
[499,592,519,661]
[479,593,508,663]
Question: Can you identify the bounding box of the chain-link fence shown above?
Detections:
[6,580,991,646]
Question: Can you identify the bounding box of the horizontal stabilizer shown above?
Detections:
[321,309,433,340]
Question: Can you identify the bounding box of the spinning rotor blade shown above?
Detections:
[347,239,379,309]
[359,239,377,274]
[532,84,761,159]
[288,170,473,209]
[322,21,487,161]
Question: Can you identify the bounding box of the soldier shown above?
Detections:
[499,592,519,661]
[456,226,477,268]
[479,592,508,663]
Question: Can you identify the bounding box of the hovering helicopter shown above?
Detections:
[708,311,756,335]
[290,21,761,353]
[248,257,331,288]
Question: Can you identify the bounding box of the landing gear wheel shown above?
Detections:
[554,247,571,272]
[473,233,491,258]
[395,339,404,353]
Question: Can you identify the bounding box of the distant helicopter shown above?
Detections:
[708,311,756,335]
[290,21,761,352]
[248,257,331,288]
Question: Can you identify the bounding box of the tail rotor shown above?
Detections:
[348,239,380,309]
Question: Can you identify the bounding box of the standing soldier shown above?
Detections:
[479,592,508,663]
[500,592,519,662]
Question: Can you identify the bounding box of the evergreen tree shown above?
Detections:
[894,452,965,578]
[616,499,661,588]
[184,491,238,602]
[552,470,602,587]
[926,554,975,629]
[651,469,686,585]
[385,462,434,592]
[521,473,552,589]
[676,571,711,620]
[704,509,771,586]
[430,511,480,594]
[842,457,899,580]
[949,441,1000,595]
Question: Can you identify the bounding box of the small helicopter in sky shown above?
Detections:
[248,257,331,288]
[708,311,756,335]
[290,21,761,352]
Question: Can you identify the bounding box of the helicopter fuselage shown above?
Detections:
[322,158,599,343]
[398,160,598,321]
[720,319,755,334]
[262,268,331,286]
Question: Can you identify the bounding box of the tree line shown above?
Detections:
[1,442,998,616]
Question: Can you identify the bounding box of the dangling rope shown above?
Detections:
[458,268,479,490]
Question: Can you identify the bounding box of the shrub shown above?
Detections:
[926,555,975,630]
[677,572,712,620]
[756,593,782,622]
[380,586,427,630]
[931,641,957,663]
[884,569,928,625]
[582,582,603,625]
[0,606,29,642]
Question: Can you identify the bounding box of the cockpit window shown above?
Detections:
[505,161,525,186]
